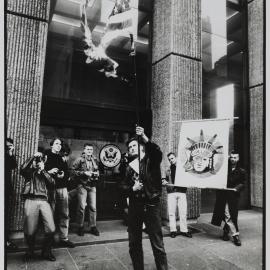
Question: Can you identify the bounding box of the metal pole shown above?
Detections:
[130,41,141,182]
[173,117,239,123]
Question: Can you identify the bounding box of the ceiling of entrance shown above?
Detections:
[49,0,151,56]
[49,0,243,65]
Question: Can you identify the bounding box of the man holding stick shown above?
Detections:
[120,126,168,270]
[211,150,247,246]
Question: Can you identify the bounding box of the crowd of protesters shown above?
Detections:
[5,137,101,262]
[5,127,246,267]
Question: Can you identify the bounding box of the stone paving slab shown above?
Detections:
[7,249,78,270]
[6,210,263,270]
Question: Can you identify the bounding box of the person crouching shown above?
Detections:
[20,152,56,262]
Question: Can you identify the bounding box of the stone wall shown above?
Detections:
[248,0,264,208]
[6,0,50,230]
[152,0,202,220]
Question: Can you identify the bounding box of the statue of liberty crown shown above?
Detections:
[186,129,223,158]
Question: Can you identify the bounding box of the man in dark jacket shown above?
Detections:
[120,126,168,270]
[5,138,18,250]
[45,138,74,248]
[20,152,56,261]
[211,150,247,246]
[163,152,192,238]
[72,143,100,236]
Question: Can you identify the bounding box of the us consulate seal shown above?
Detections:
[99,144,122,168]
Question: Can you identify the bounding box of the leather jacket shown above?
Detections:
[120,141,163,202]
[71,154,99,189]
[20,156,55,200]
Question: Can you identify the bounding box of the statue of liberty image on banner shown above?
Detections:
[174,119,230,189]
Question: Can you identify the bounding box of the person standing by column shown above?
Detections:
[20,152,56,261]
[163,152,192,238]
[120,126,168,270]
[5,138,18,250]
[72,143,100,236]
[45,138,75,248]
[211,150,247,246]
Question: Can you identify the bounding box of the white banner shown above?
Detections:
[174,119,230,189]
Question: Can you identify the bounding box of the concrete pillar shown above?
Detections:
[151,0,202,220]
[6,0,50,230]
[248,0,264,208]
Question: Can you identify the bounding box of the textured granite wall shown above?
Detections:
[152,0,202,220]
[152,0,201,62]
[6,0,50,230]
[249,86,263,207]
[248,0,263,87]
[248,0,264,208]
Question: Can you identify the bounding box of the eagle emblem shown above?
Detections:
[99,144,122,168]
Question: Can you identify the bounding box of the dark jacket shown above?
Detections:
[165,165,187,193]
[211,162,247,229]
[120,141,163,202]
[45,151,69,189]
[5,153,17,193]
[20,156,55,200]
[71,154,99,189]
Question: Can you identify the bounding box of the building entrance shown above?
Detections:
[38,125,129,221]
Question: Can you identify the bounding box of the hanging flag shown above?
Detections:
[101,0,139,54]
[174,119,230,189]
[80,0,119,78]
[80,0,138,78]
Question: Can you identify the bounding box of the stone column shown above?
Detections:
[151,0,202,220]
[6,0,50,230]
[248,0,263,208]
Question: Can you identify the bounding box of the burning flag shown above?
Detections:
[80,0,138,78]
[101,0,138,54]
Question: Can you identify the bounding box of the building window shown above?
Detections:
[201,0,249,212]
[202,0,246,120]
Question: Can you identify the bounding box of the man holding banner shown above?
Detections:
[173,119,246,246]
[211,150,247,246]
[163,152,192,238]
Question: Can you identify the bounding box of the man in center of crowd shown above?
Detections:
[45,138,75,248]
[72,143,100,236]
[120,126,168,270]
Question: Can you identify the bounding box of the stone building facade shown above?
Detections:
[5,0,264,232]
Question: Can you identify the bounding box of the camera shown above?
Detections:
[90,171,99,181]
[33,156,43,163]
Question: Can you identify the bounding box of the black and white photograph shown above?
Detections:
[1,0,268,269]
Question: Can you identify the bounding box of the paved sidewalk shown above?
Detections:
[6,210,263,270]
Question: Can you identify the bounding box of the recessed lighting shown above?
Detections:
[227,11,238,20]
[52,14,80,27]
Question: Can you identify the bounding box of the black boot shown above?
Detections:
[222,231,230,241]
[23,235,36,262]
[222,224,230,241]
[233,235,241,246]
[78,226,84,236]
[41,234,56,261]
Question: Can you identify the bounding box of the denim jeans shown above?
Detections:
[24,199,55,236]
[224,203,239,236]
[50,188,70,241]
[128,199,168,270]
[168,192,188,233]
[76,185,97,227]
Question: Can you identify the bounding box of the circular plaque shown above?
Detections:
[99,144,122,168]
